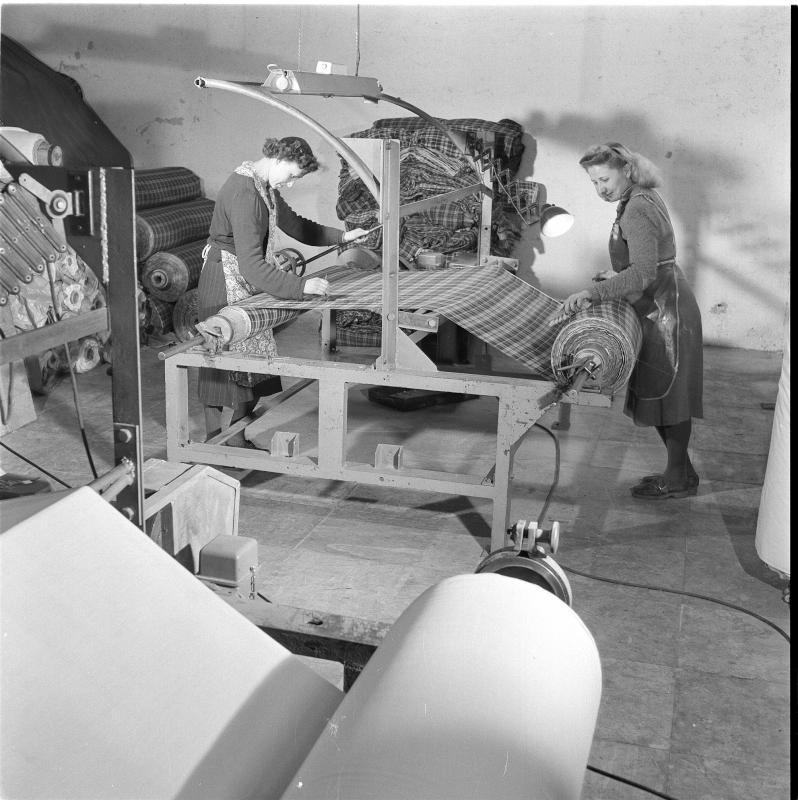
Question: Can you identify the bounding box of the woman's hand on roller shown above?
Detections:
[562,289,592,314]
[342,227,371,243]
[304,277,330,296]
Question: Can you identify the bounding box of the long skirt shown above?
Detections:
[624,263,703,427]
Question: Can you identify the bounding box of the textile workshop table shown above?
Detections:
[197,264,642,394]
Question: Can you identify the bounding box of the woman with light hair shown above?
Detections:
[562,142,703,499]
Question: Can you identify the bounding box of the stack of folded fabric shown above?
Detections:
[335,117,525,347]
[134,167,212,341]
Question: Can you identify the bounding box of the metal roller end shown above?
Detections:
[194,77,206,88]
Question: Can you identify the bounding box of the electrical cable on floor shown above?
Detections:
[0,441,72,488]
[533,422,790,643]
[586,764,681,800]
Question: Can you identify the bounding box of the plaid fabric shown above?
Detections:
[337,119,523,263]
[143,295,175,336]
[336,325,383,348]
[134,167,203,210]
[201,266,642,389]
[136,199,215,262]
[172,287,200,342]
[550,300,643,394]
[141,239,205,302]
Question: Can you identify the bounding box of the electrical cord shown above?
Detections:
[531,420,790,800]
[586,764,681,800]
[0,441,72,488]
[533,422,790,642]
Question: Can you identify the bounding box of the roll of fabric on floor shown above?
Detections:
[143,295,175,336]
[141,239,205,302]
[136,198,214,262]
[172,287,200,342]
[134,166,203,210]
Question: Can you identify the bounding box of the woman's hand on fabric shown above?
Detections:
[592,269,615,282]
[303,277,330,296]
[342,227,371,243]
[563,290,593,314]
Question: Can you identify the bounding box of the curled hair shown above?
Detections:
[578,142,662,188]
[262,136,319,176]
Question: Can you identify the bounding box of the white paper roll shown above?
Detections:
[755,316,791,576]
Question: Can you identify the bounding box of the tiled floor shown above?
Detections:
[2,315,790,800]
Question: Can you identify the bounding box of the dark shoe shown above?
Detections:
[639,472,699,489]
[631,478,697,500]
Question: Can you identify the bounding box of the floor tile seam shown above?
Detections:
[289,485,360,550]
[589,733,672,754]
[672,662,791,688]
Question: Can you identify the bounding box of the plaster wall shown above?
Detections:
[2,3,789,349]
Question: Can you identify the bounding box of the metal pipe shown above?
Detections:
[158,335,205,360]
[194,77,380,203]
[87,458,135,495]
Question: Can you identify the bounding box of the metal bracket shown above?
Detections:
[112,423,143,526]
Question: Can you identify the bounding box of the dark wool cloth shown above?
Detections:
[590,186,703,427]
[197,172,343,408]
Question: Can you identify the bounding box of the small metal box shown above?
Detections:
[198,534,258,587]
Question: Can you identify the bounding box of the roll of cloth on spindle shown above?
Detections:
[196,265,642,392]
[172,288,201,342]
[134,167,203,210]
[135,198,214,262]
[143,295,175,336]
[141,240,205,302]
[551,300,643,394]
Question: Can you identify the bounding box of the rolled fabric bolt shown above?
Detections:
[141,240,205,302]
[135,198,215,262]
[550,299,642,394]
[134,167,203,210]
[144,296,175,336]
[172,288,200,342]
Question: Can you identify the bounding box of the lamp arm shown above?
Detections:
[194,76,380,203]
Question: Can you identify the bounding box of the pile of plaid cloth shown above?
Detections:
[337,117,526,266]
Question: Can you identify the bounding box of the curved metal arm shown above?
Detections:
[378,93,482,179]
[194,76,380,202]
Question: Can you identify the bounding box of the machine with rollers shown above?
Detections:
[162,72,642,566]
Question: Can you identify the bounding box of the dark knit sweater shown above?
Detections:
[590,187,676,303]
[204,172,343,303]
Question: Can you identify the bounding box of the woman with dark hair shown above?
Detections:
[197,135,368,441]
[561,142,703,499]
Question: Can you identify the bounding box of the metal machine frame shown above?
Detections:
[0,165,144,524]
[163,124,608,554]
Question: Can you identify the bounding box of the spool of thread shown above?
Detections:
[141,240,205,302]
[172,288,200,342]
[143,296,175,336]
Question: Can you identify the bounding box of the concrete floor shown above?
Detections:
[1,314,790,800]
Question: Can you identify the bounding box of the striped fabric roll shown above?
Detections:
[551,300,642,394]
[172,288,200,343]
[141,240,205,302]
[136,199,214,262]
[143,295,175,336]
[134,167,203,210]
[196,266,642,393]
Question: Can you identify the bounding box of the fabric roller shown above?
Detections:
[551,300,643,394]
[136,198,214,262]
[197,265,642,392]
[134,166,203,210]
[141,239,205,302]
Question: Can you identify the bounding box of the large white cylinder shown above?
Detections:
[755,316,790,576]
[281,573,602,800]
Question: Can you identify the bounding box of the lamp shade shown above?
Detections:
[540,203,574,237]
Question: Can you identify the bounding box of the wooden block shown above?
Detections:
[375,443,403,470]
[271,431,299,458]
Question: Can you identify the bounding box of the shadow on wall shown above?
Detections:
[520,109,745,288]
